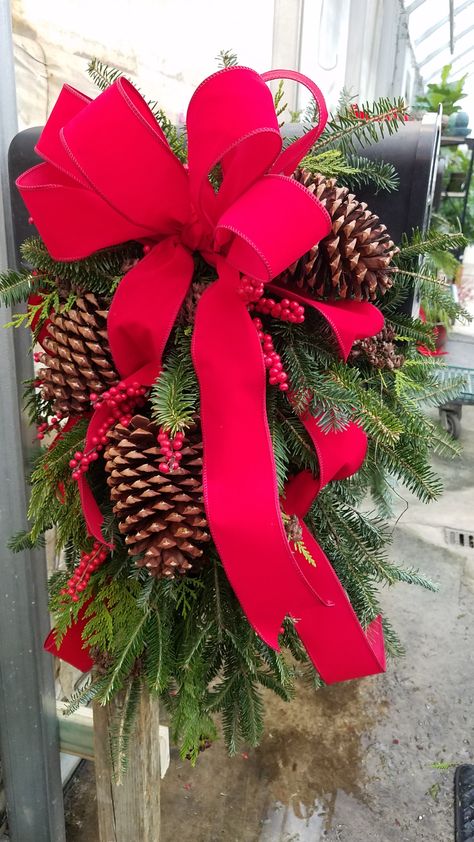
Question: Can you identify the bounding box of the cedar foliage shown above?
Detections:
[3,59,470,772]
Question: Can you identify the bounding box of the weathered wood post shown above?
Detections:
[93,692,161,842]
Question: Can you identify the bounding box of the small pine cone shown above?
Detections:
[277,171,398,301]
[285,514,303,543]
[104,415,211,578]
[350,325,405,371]
[38,292,118,417]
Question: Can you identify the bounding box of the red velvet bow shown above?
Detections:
[19,66,385,682]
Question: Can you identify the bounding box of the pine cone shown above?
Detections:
[278,171,398,301]
[350,325,405,370]
[38,293,118,417]
[285,514,303,543]
[104,415,211,578]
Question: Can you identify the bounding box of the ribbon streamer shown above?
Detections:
[18,66,386,682]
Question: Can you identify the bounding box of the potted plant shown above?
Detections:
[442,146,470,193]
[415,64,469,132]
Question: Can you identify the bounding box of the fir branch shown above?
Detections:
[384,564,438,591]
[216,49,238,68]
[99,611,149,703]
[146,103,188,162]
[381,618,404,657]
[300,150,398,193]
[397,229,467,260]
[424,421,462,458]
[8,529,46,553]
[143,610,170,694]
[108,675,142,782]
[22,377,54,427]
[150,337,199,434]
[4,289,62,333]
[273,79,287,120]
[21,237,140,295]
[328,362,403,444]
[276,411,320,474]
[87,57,123,91]
[340,154,399,193]
[27,420,88,546]
[394,359,467,407]
[385,313,435,346]
[63,674,110,715]
[314,97,408,155]
[368,439,443,503]
[0,268,44,307]
[267,390,291,493]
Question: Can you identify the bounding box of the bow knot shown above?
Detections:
[179,203,213,255]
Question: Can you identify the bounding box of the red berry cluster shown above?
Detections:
[60,541,109,602]
[90,380,147,413]
[238,275,265,304]
[157,428,185,473]
[69,381,147,481]
[69,446,101,480]
[253,318,289,391]
[36,411,64,440]
[251,296,304,324]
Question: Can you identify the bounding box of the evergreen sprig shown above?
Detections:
[216,49,238,69]
[26,420,89,549]
[87,57,123,91]
[300,149,399,193]
[397,228,467,260]
[150,334,200,434]
[314,98,409,156]
[21,237,140,296]
[0,268,45,307]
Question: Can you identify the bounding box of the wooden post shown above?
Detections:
[93,690,161,842]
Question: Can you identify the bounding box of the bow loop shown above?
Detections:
[217,174,331,281]
[35,84,92,184]
[261,70,328,176]
[61,78,190,233]
[187,67,282,224]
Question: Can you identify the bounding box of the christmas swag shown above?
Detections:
[1,56,468,766]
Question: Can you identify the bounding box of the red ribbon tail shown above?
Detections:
[290,522,386,682]
[192,261,385,683]
[44,602,94,672]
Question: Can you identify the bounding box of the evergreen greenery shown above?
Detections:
[6,59,471,772]
[300,149,399,194]
[312,97,409,156]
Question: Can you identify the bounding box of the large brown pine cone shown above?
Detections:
[278,171,398,301]
[104,415,211,578]
[38,293,118,417]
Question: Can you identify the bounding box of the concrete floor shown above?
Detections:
[64,349,474,842]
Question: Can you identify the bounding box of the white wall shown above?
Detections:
[12,0,275,128]
[12,0,422,136]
